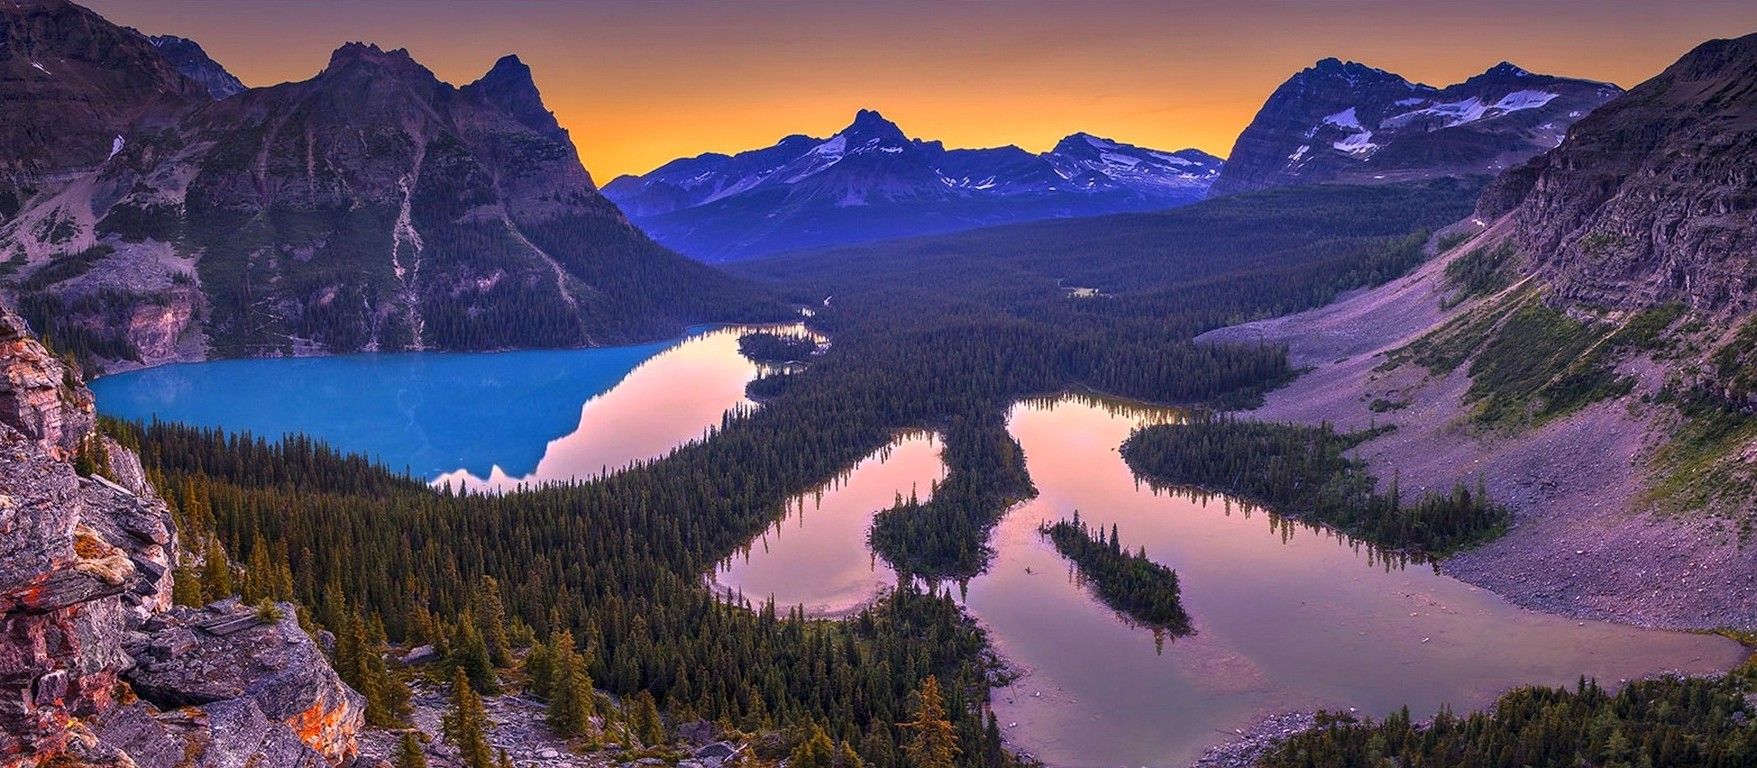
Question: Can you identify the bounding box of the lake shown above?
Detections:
[90,326,789,489]
[714,393,1747,767]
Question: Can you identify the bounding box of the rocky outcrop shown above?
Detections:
[0,310,171,763]
[0,308,93,461]
[1211,59,1620,195]
[122,600,365,764]
[0,303,361,766]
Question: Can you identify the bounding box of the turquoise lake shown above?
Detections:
[89,326,779,486]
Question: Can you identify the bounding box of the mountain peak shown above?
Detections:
[483,54,531,81]
[1299,57,1418,90]
[1485,60,1531,77]
[323,41,425,76]
[840,108,907,141]
[465,52,567,144]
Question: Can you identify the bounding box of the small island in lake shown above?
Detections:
[737,331,819,364]
[1041,513,1192,636]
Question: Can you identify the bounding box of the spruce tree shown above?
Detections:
[451,613,499,694]
[396,731,428,768]
[901,676,958,768]
[630,690,665,747]
[477,576,514,668]
[442,667,494,768]
[199,535,232,601]
[545,630,595,738]
[790,723,836,768]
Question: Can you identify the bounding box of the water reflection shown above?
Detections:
[92,325,803,487]
[715,394,1746,768]
[713,432,944,616]
[434,326,808,491]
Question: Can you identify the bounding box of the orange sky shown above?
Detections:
[88,0,1757,181]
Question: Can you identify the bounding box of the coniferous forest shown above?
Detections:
[1122,416,1508,555]
[121,180,1515,766]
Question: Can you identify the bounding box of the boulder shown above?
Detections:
[125,601,366,763]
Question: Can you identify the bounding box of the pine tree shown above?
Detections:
[524,638,554,699]
[451,613,499,694]
[442,667,494,768]
[477,576,514,668]
[790,723,836,768]
[396,731,428,768]
[836,739,867,768]
[199,535,233,601]
[630,690,665,747]
[901,676,958,768]
[545,629,595,738]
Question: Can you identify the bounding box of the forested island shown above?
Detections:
[1040,514,1192,636]
[737,331,820,364]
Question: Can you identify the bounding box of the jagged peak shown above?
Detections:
[1296,57,1427,91]
[322,41,429,78]
[464,52,568,144]
[839,108,909,143]
[479,53,533,85]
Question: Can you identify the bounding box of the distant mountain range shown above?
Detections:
[0,0,777,371]
[602,110,1222,262]
[1210,58,1622,195]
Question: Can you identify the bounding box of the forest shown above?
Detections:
[121,179,1484,766]
[1258,669,1757,768]
[1040,514,1191,636]
[1122,416,1508,555]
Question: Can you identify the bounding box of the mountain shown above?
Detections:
[1210,58,1622,195]
[147,33,246,99]
[0,0,204,218]
[0,1,779,372]
[1199,33,1757,629]
[602,109,1222,261]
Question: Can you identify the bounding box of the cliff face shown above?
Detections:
[0,304,361,767]
[1484,32,1757,315]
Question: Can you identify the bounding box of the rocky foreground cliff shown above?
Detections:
[0,304,364,767]
[1203,32,1757,630]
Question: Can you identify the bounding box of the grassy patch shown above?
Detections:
[1440,243,1515,308]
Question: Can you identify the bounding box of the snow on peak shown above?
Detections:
[108,135,125,160]
[31,61,49,75]
[1323,107,1363,130]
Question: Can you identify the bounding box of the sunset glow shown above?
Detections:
[86,0,1757,181]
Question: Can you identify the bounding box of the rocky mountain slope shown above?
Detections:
[0,304,365,767]
[0,0,779,373]
[1202,32,1757,630]
[602,109,1221,261]
[1210,58,1621,195]
[146,33,245,99]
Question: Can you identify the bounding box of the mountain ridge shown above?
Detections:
[603,109,1222,261]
